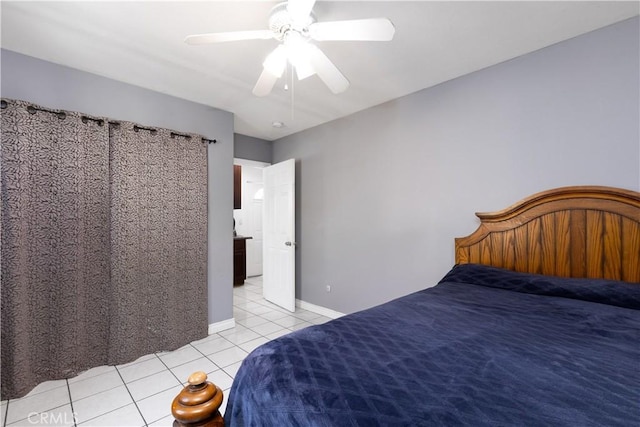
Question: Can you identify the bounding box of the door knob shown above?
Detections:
[285,241,296,247]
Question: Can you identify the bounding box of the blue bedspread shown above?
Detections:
[226,265,640,426]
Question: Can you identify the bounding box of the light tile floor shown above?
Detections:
[1,277,332,427]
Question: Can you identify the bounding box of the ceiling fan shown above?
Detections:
[185,0,395,96]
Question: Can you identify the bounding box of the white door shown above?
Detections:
[263,159,295,312]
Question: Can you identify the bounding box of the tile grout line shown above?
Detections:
[203,352,240,373]
[65,379,77,427]
[114,364,149,427]
[2,401,8,427]
[157,335,241,383]
[115,355,178,387]
[234,290,325,322]
[156,351,190,387]
[220,324,283,346]
[232,308,308,337]
[5,398,73,426]
[231,288,329,338]
[234,317,303,338]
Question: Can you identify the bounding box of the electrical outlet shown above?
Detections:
[326,285,331,292]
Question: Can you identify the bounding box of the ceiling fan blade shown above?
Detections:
[295,60,315,81]
[308,45,349,94]
[309,18,395,41]
[263,45,287,78]
[253,69,279,97]
[287,0,316,27]
[253,45,287,97]
[184,30,273,45]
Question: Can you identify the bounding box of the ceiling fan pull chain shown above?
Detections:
[283,63,287,91]
[291,64,295,122]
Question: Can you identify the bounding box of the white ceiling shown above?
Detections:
[1,1,638,141]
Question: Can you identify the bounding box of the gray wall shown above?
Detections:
[273,17,640,314]
[1,49,235,324]
[234,133,273,163]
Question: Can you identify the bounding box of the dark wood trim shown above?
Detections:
[233,165,242,210]
[233,236,253,285]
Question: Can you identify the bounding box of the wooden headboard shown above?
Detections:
[455,186,640,283]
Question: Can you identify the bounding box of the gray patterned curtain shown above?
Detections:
[108,122,208,362]
[1,100,111,399]
[1,101,208,400]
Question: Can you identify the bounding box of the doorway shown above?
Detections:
[233,158,270,278]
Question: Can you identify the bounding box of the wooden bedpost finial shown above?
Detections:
[188,371,207,386]
[172,371,224,427]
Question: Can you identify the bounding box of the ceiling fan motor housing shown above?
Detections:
[269,2,315,41]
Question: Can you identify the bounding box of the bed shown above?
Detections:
[205,186,639,426]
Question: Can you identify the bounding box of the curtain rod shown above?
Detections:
[1,100,218,144]
[171,131,191,140]
[133,124,157,135]
[82,116,105,126]
[27,105,67,120]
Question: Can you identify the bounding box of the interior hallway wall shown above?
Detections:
[234,133,273,164]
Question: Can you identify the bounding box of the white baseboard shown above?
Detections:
[296,299,345,319]
[208,318,236,335]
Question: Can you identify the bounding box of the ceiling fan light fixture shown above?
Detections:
[282,31,315,80]
[295,61,315,80]
[263,45,287,78]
